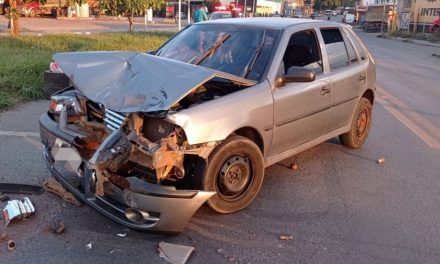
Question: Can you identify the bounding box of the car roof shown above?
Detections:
[200,18,338,30]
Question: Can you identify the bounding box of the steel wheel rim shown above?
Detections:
[216,155,254,201]
[356,107,369,139]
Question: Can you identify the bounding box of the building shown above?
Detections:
[396,0,440,32]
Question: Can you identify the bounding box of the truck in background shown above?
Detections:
[363,4,395,32]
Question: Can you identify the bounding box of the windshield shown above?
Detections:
[155,24,280,81]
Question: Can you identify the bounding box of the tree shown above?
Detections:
[6,0,85,37]
[99,0,164,32]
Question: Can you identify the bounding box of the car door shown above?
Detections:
[270,29,331,156]
[319,27,368,132]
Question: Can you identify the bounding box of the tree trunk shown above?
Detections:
[128,13,133,32]
[10,0,19,36]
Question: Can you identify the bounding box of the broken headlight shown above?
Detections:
[49,94,83,115]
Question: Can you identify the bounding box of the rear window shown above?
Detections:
[321,28,349,70]
[345,29,368,61]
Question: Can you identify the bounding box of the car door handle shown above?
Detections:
[320,86,330,96]
[358,74,366,81]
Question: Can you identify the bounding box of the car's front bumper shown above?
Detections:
[39,112,214,233]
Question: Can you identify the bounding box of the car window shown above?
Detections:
[281,30,323,76]
[342,32,358,63]
[344,29,367,61]
[155,24,280,81]
[321,28,350,70]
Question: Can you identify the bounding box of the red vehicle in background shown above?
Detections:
[428,16,440,33]
[16,0,41,17]
[212,1,243,17]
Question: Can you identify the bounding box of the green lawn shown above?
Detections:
[0,32,173,110]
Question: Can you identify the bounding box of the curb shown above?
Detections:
[392,37,440,48]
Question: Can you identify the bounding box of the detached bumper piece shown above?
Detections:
[40,113,214,233]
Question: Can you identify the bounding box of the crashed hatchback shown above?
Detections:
[40,19,376,233]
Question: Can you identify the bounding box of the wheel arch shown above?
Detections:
[232,126,264,154]
[362,89,375,105]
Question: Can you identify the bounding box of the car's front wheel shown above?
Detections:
[196,136,265,213]
[339,97,372,149]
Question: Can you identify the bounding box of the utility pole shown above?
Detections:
[380,0,386,33]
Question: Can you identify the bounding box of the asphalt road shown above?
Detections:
[1,22,440,263]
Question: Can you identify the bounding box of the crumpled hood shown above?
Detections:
[53,51,215,113]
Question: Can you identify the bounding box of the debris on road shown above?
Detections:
[279,235,294,241]
[158,241,195,264]
[0,183,44,195]
[43,177,82,207]
[116,233,126,237]
[0,194,10,202]
[0,233,9,243]
[377,157,386,164]
[290,162,299,171]
[49,218,65,234]
[85,243,93,249]
[8,240,16,251]
[3,197,35,226]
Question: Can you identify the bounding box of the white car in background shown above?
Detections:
[344,14,355,24]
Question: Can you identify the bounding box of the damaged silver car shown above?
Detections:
[40,19,376,233]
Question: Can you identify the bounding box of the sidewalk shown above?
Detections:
[353,27,440,49]
[0,16,185,35]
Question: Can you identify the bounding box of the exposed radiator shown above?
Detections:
[104,109,126,130]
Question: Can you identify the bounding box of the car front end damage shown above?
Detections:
[39,51,255,233]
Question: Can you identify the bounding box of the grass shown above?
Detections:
[377,31,440,43]
[0,32,173,110]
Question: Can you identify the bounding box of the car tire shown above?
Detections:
[339,97,372,149]
[196,135,265,214]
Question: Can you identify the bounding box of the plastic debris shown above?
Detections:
[279,235,294,241]
[116,233,126,237]
[8,240,16,251]
[43,177,82,207]
[3,197,35,226]
[290,163,299,170]
[0,233,9,242]
[377,157,385,164]
[0,183,44,195]
[85,243,92,249]
[0,194,10,202]
[158,241,195,264]
[49,218,65,234]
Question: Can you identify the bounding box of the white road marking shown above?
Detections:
[0,131,40,138]
[376,85,440,150]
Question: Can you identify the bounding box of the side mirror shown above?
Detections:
[275,67,315,87]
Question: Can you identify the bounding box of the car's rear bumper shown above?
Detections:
[39,112,214,233]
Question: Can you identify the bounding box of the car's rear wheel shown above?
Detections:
[339,97,372,149]
[28,9,36,18]
[196,136,264,213]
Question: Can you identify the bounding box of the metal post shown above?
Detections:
[252,0,256,16]
[178,0,182,31]
[188,0,191,24]
[244,0,247,17]
[144,9,147,32]
[381,0,386,33]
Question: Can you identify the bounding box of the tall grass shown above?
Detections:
[0,32,173,110]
